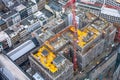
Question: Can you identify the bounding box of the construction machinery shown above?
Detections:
[64,0,78,71]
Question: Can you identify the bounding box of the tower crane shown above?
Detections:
[64,0,78,71]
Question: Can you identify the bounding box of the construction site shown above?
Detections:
[0,0,120,80]
[28,12,117,79]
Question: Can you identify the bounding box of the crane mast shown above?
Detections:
[64,0,78,71]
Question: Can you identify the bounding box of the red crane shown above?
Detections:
[64,0,78,71]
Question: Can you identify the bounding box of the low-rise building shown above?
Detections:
[21,14,41,33]
[22,1,38,15]
[0,19,7,31]
[2,10,21,27]
[31,0,46,10]
[15,4,28,20]
[0,31,12,52]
